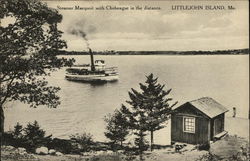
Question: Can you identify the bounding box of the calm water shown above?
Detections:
[5,55,249,142]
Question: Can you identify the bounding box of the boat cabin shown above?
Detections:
[171,97,228,144]
[95,60,105,66]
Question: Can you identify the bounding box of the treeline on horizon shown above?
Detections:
[58,48,249,55]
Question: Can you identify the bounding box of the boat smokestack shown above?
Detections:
[89,48,95,71]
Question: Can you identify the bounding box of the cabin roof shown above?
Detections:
[188,97,229,118]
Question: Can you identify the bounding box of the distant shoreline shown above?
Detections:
[58,48,249,55]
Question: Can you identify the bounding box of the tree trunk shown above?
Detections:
[139,131,144,161]
[120,140,123,148]
[150,130,154,151]
[0,105,4,140]
[249,106,250,119]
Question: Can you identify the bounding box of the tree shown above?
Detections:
[104,109,129,149]
[134,130,149,160]
[0,0,74,137]
[121,73,177,151]
[23,121,52,152]
[12,122,23,139]
[120,103,149,156]
[70,132,94,153]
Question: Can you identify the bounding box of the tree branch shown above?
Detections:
[0,76,15,107]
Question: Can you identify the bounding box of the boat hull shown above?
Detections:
[65,74,119,83]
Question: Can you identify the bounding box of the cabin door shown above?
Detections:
[214,118,222,135]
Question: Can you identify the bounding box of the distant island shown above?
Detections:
[58,48,249,55]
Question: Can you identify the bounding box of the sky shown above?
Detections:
[45,1,248,51]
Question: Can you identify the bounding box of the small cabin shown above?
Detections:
[171,97,228,144]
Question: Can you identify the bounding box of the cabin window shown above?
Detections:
[183,117,195,133]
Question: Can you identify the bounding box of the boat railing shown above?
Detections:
[104,67,118,71]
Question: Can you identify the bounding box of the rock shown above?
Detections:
[55,152,63,156]
[106,150,113,154]
[83,152,92,156]
[17,147,26,153]
[35,147,49,155]
[19,151,28,155]
[29,154,37,159]
[48,149,56,155]
[95,150,105,155]
[3,145,15,151]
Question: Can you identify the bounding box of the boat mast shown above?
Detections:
[89,48,95,71]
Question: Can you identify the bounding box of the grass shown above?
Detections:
[210,135,249,159]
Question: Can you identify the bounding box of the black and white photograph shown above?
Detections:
[0,0,249,160]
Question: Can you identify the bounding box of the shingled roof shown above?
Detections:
[189,97,229,118]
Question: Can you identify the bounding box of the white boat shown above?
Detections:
[65,49,119,83]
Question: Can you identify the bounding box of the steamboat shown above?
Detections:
[65,49,119,83]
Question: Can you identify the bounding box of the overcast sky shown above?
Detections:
[46,1,249,51]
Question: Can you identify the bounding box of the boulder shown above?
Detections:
[35,147,49,155]
[55,152,63,156]
[17,147,26,153]
[48,149,56,155]
[29,154,37,159]
[3,145,15,151]
[95,150,105,155]
[106,150,113,154]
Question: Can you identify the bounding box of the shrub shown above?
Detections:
[3,121,51,152]
[47,138,73,154]
[134,133,149,155]
[196,152,221,161]
[228,146,250,161]
[197,143,210,151]
[70,132,94,153]
[2,132,14,146]
[197,146,250,161]
[104,110,129,150]
[88,153,123,161]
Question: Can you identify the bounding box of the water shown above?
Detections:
[4,55,249,143]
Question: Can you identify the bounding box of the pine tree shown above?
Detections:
[23,121,52,152]
[121,73,177,151]
[12,122,23,139]
[120,103,149,155]
[104,109,129,150]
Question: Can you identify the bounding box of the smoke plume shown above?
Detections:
[68,21,96,50]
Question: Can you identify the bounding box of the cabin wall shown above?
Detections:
[171,114,210,144]
[171,103,211,144]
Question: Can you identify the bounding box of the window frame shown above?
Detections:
[183,116,195,133]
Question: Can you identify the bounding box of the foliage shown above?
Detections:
[196,152,221,161]
[134,131,149,155]
[88,153,123,161]
[197,143,210,151]
[22,121,52,152]
[70,132,94,153]
[104,109,129,150]
[0,0,74,135]
[197,146,250,161]
[47,138,74,154]
[228,146,250,161]
[2,121,51,152]
[12,122,23,139]
[120,73,177,151]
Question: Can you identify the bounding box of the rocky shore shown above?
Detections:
[1,144,209,161]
